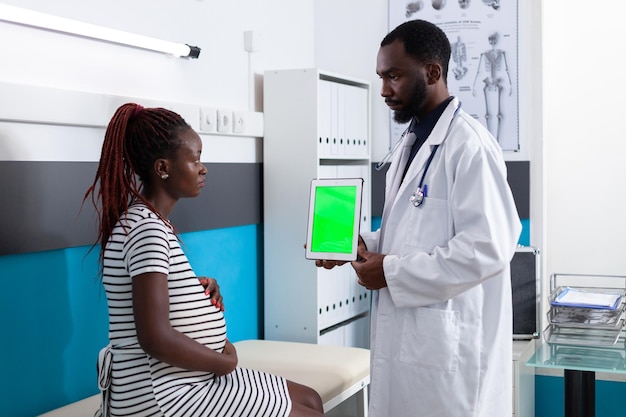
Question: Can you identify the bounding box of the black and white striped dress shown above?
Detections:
[101,204,292,417]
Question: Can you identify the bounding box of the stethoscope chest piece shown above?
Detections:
[409,188,425,207]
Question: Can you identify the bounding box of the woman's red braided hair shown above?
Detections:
[83,103,190,262]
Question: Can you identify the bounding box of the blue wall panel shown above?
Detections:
[0,247,107,416]
[0,225,262,417]
[535,375,626,417]
[182,225,264,342]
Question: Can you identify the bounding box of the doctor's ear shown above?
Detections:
[425,63,442,84]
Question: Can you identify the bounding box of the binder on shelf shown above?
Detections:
[317,80,333,156]
[336,83,346,155]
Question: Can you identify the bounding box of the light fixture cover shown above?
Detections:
[0,4,201,58]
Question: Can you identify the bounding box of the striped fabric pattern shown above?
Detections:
[101,204,291,417]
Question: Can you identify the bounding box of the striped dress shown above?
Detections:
[100,204,291,417]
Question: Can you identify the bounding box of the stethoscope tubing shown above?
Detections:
[409,102,462,207]
[375,130,407,171]
[373,100,462,207]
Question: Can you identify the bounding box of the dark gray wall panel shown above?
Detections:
[0,161,262,255]
[169,163,262,232]
[0,161,98,255]
[505,161,530,219]
[370,160,530,218]
[1,159,525,255]
[371,163,389,217]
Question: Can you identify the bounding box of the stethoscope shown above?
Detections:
[376,101,462,208]
[408,144,439,207]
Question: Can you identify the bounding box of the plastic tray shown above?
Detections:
[543,322,625,347]
[549,286,625,310]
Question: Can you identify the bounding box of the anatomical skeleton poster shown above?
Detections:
[388,0,519,152]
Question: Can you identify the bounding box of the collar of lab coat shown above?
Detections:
[400,96,460,184]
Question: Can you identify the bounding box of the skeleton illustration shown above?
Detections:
[451,36,468,80]
[405,1,424,17]
[458,0,470,8]
[482,0,500,10]
[432,0,446,10]
[472,32,512,142]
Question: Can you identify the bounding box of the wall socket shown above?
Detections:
[199,107,216,132]
[233,111,245,133]
[217,109,231,132]
[199,108,259,136]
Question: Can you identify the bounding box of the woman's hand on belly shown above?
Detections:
[199,276,225,311]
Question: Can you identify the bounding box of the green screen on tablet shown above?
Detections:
[305,178,363,261]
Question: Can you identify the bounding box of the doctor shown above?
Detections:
[318,20,521,416]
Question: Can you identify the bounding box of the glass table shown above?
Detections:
[526,341,626,417]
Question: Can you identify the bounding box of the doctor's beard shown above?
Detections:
[392,76,428,124]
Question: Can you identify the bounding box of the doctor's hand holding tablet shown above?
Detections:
[306,178,387,290]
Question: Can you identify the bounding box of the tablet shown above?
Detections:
[305,178,363,261]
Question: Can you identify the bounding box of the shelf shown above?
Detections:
[528,342,626,374]
[263,68,371,348]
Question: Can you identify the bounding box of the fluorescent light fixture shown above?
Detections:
[0,4,200,58]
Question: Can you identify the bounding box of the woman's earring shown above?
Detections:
[161,174,169,180]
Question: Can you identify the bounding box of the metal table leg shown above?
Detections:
[564,369,595,417]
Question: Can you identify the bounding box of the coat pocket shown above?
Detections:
[399,307,460,372]
[403,196,450,250]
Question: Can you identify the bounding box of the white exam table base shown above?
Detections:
[38,339,371,417]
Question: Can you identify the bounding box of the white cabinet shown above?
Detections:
[263,68,371,348]
[512,340,535,417]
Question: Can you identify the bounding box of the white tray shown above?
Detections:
[549,286,625,310]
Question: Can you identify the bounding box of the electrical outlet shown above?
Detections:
[217,109,231,132]
[233,111,246,134]
[199,107,216,132]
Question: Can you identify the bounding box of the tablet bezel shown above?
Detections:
[305,177,363,261]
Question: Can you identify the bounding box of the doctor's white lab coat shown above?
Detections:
[361,97,522,417]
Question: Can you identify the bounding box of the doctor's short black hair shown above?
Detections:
[382,19,451,81]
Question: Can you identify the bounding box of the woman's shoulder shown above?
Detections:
[126,202,157,219]
[119,203,166,232]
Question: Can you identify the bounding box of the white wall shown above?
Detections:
[542,1,626,296]
[0,0,322,167]
[0,0,315,120]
